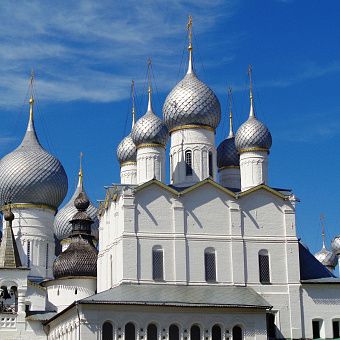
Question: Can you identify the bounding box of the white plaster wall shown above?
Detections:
[45,277,96,312]
[48,304,268,340]
[170,128,217,187]
[5,207,56,280]
[219,167,241,189]
[240,151,268,191]
[120,162,137,184]
[136,146,166,184]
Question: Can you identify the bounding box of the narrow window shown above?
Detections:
[27,241,31,268]
[45,243,49,271]
[333,320,340,339]
[312,320,321,339]
[147,324,158,340]
[259,250,270,284]
[75,288,77,295]
[232,326,243,340]
[190,325,201,340]
[185,150,193,176]
[102,321,113,340]
[212,324,222,340]
[205,248,216,282]
[169,324,179,340]
[170,154,173,182]
[208,151,213,177]
[152,247,164,281]
[125,322,136,340]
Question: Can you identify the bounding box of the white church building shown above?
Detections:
[0,18,340,340]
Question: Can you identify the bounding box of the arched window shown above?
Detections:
[170,154,173,181]
[153,246,164,281]
[185,150,193,176]
[190,325,201,340]
[125,322,136,340]
[169,324,180,340]
[258,250,270,284]
[312,319,322,339]
[147,323,158,340]
[232,325,242,340]
[208,151,213,177]
[102,321,113,340]
[212,324,222,340]
[205,248,216,282]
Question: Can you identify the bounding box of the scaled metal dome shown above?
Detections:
[131,88,168,147]
[331,236,340,256]
[217,137,239,169]
[54,170,99,240]
[314,246,337,269]
[53,192,97,279]
[117,134,136,164]
[0,98,68,209]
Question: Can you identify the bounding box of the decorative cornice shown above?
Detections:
[120,161,137,167]
[136,143,165,150]
[1,203,56,213]
[218,166,240,172]
[237,184,287,200]
[169,124,214,134]
[238,147,269,154]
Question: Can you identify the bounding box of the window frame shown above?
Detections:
[185,150,193,176]
[204,248,217,282]
[258,250,271,284]
[152,246,164,281]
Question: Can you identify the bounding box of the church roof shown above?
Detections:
[0,220,22,268]
[80,283,271,309]
[299,241,335,280]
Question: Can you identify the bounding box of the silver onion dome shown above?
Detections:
[0,98,68,209]
[117,134,136,164]
[331,236,340,256]
[131,87,168,147]
[314,246,337,270]
[54,170,99,240]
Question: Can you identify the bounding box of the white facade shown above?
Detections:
[218,167,241,189]
[170,127,217,187]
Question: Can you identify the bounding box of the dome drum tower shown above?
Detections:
[0,89,68,280]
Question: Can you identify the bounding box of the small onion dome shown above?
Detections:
[53,191,97,279]
[131,87,168,147]
[331,236,340,256]
[54,168,98,241]
[163,44,221,132]
[0,97,68,209]
[117,134,136,164]
[235,68,272,153]
[217,98,239,169]
[314,246,337,269]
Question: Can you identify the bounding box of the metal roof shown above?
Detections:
[80,283,271,309]
[301,278,340,284]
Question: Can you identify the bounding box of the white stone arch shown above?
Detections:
[101,319,114,340]
[189,322,203,340]
[124,320,138,339]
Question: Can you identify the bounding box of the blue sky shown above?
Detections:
[1,0,340,256]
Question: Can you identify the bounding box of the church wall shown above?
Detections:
[48,304,268,340]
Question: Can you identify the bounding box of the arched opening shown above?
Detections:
[205,248,216,282]
[212,324,222,340]
[152,246,164,281]
[102,321,113,340]
[185,150,193,176]
[0,285,18,313]
[312,319,323,339]
[258,249,270,284]
[333,319,340,339]
[147,323,158,340]
[125,322,136,340]
[169,324,180,340]
[232,325,242,340]
[266,313,276,339]
[190,325,201,340]
[208,151,213,177]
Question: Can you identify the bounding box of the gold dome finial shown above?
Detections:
[320,213,326,249]
[186,15,194,74]
[227,87,234,138]
[147,58,153,112]
[78,152,83,188]
[248,64,255,118]
[29,69,35,121]
[131,80,136,128]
